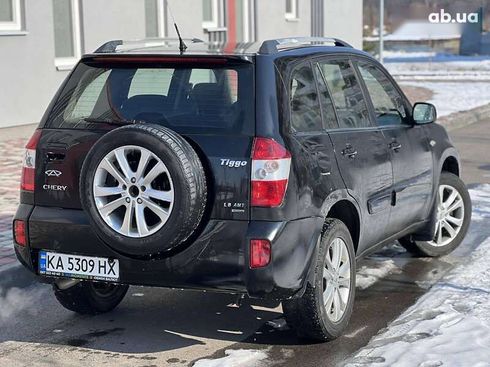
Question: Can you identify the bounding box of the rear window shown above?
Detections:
[47,58,254,135]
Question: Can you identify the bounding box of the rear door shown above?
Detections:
[285,59,340,213]
[355,59,433,233]
[315,57,393,252]
[35,57,255,221]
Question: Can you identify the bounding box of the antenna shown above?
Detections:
[166,0,187,54]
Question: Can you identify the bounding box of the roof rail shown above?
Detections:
[94,38,205,53]
[259,37,352,54]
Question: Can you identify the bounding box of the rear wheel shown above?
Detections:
[53,282,129,315]
[283,219,356,341]
[400,172,471,257]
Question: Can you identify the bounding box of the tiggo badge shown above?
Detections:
[45,169,62,177]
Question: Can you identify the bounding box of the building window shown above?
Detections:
[145,0,165,38]
[52,0,81,70]
[285,0,298,20]
[202,0,218,28]
[0,0,22,31]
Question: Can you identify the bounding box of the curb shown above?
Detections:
[438,103,490,131]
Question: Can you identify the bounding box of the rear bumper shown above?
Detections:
[14,204,323,300]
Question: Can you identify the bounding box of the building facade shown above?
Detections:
[0,0,362,128]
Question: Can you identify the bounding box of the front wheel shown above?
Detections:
[283,219,356,341]
[54,281,129,315]
[400,172,471,257]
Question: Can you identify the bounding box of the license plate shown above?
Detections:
[39,251,119,282]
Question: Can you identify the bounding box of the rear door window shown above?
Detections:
[313,65,339,130]
[47,59,255,135]
[316,59,371,129]
[289,62,323,132]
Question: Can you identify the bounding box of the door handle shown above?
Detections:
[341,145,358,159]
[389,141,402,152]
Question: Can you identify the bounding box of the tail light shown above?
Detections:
[13,220,27,246]
[250,239,271,268]
[21,129,42,192]
[251,137,291,207]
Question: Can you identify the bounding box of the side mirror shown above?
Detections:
[412,102,437,124]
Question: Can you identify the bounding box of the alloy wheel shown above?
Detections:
[428,184,465,247]
[323,237,351,323]
[93,145,174,238]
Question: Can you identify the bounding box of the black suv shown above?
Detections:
[13,37,471,341]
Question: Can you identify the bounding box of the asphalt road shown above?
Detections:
[450,119,490,185]
[0,120,488,367]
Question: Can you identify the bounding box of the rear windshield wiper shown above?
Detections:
[83,118,144,126]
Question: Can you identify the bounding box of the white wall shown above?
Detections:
[0,1,67,128]
[82,0,146,53]
[256,0,311,40]
[0,0,151,128]
[324,0,363,49]
[165,0,208,41]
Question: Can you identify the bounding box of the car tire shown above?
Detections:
[53,282,129,315]
[283,219,356,341]
[80,124,207,256]
[399,172,471,257]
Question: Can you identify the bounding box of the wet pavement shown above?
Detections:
[450,119,490,185]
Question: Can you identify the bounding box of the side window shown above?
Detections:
[68,70,110,119]
[317,60,371,129]
[289,63,322,132]
[314,65,339,129]
[357,62,408,126]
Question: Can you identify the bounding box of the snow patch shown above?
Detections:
[386,58,490,81]
[346,234,490,367]
[469,184,490,222]
[400,81,490,117]
[384,51,437,59]
[0,285,49,323]
[386,58,490,74]
[356,260,400,290]
[193,349,268,367]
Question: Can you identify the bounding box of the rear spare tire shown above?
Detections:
[80,124,207,256]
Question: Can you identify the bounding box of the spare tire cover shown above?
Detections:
[80,124,207,256]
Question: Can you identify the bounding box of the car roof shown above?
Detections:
[83,37,373,60]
